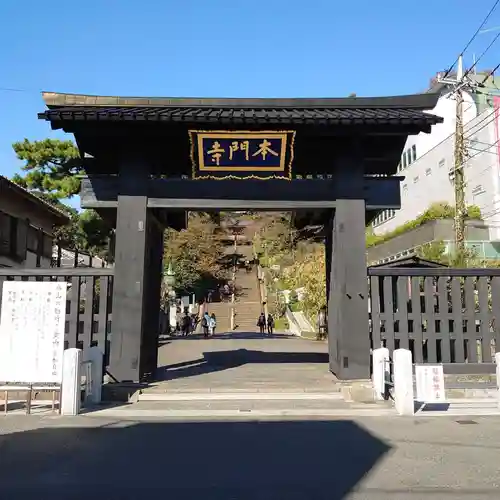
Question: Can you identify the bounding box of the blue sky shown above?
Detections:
[1,0,499,194]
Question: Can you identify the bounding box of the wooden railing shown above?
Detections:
[368,267,500,371]
[0,269,114,364]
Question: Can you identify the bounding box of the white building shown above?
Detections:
[372,73,500,257]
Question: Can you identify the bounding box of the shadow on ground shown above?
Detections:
[158,348,328,381]
[0,419,390,498]
[164,332,298,341]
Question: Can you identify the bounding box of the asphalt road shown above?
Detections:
[1,414,500,499]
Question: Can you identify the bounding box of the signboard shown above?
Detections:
[189,130,295,180]
[415,364,445,402]
[0,281,67,384]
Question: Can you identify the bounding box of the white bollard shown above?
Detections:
[83,346,104,405]
[393,348,414,416]
[495,352,500,409]
[372,347,390,401]
[61,348,82,416]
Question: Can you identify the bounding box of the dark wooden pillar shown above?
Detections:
[109,162,151,382]
[324,213,333,304]
[141,216,164,380]
[328,161,370,380]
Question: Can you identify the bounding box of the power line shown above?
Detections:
[463,30,500,79]
[443,0,500,78]
[0,86,41,94]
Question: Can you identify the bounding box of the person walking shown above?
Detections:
[257,312,266,334]
[209,313,217,336]
[181,311,191,336]
[317,306,327,340]
[202,312,210,338]
[267,314,275,335]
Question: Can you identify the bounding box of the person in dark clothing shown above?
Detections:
[181,313,191,336]
[201,313,210,338]
[267,314,275,335]
[257,313,266,334]
[191,313,198,333]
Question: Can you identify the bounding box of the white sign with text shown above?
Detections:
[415,364,445,402]
[0,281,67,384]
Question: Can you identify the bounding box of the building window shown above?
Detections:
[411,144,417,162]
[425,168,432,176]
[413,176,419,184]
[402,154,407,169]
[407,149,412,166]
[438,158,445,169]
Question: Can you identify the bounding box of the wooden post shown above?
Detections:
[328,157,370,380]
[324,212,333,305]
[140,217,164,380]
[109,161,151,382]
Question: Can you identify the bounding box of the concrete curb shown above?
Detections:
[85,408,398,419]
[138,392,344,401]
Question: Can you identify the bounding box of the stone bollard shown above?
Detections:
[61,348,82,416]
[372,347,390,401]
[495,352,500,409]
[393,348,414,416]
[83,346,104,405]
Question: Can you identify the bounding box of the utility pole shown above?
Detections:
[453,56,466,254]
[438,55,467,254]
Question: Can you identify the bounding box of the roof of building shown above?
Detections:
[0,176,70,225]
[369,255,448,268]
[38,92,443,127]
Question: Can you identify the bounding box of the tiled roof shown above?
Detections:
[0,176,70,223]
[39,105,441,126]
[38,92,443,127]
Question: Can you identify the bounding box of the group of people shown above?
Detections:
[176,308,199,336]
[257,312,275,335]
[201,312,217,338]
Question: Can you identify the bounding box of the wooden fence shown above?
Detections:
[0,269,114,364]
[368,267,500,372]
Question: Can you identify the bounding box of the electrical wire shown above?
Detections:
[463,30,500,79]
[442,0,500,78]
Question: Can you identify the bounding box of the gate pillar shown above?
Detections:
[327,167,370,380]
[109,161,152,382]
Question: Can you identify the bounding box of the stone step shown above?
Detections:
[86,399,396,419]
[125,399,380,411]
[138,391,344,402]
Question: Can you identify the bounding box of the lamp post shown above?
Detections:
[164,262,176,289]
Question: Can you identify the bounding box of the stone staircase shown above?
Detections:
[202,301,232,333]
[234,246,263,332]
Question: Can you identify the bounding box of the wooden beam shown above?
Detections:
[80,176,401,211]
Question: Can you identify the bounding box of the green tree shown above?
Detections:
[11,138,112,259]
[163,213,228,296]
[12,139,81,199]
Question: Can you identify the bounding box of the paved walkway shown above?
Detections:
[153,331,334,393]
[1,414,500,498]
